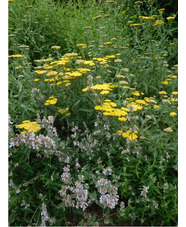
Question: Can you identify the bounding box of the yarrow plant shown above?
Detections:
[9,0,177,226]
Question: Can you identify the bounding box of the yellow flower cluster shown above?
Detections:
[76,44,87,48]
[58,108,70,116]
[170,112,177,117]
[44,96,58,106]
[18,120,41,133]
[51,46,61,50]
[95,100,128,121]
[153,20,164,26]
[130,23,142,27]
[9,54,23,58]
[122,130,138,141]
[167,17,175,20]
[34,58,53,63]
[34,52,92,87]
[139,15,157,20]
[35,70,47,75]
[158,8,165,14]
[83,83,118,95]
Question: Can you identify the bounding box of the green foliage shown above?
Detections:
[9,0,177,226]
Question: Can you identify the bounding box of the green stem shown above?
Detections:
[29,206,39,225]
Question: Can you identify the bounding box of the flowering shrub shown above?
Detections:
[9,0,177,226]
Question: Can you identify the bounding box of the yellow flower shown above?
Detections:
[130,23,142,27]
[51,46,61,50]
[146,115,152,119]
[163,127,173,132]
[44,96,58,105]
[140,136,145,139]
[132,91,140,96]
[154,105,160,109]
[172,91,178,95]
[115,75,125,79]
[100,91,110,95]
[118,117,127,122]
[169,75,177,79]
[21,130,27,135]
[158,91,167,95]
[34,79,40,82]
[58,108,69,114]
[167,16,175,20]
[104,42,112,45]
[122,130,138,141]
[161,80,169,85]
[15,66,22,69]
[170,112,177,116]
[46,71,58,77]
[18,120,41,133]
[116,130,123,134]
[158,8,165,14]
[82,87,89,92]
[119,81,128,85]
[135,100,148,106]
[153,20,164,26]
[9,54,23,58]
[35,70,47,75]
[114,59,122,63]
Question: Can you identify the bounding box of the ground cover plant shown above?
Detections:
[8,0,178,226]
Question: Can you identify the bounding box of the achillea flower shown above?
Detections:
[116,130,123,134]
[122,68,129,72]
[154,105,160,109]
[114,59,122,63]
[130,23,142,27]
[158,8,165,14]
[9,54,23,58]
[122,130,138,141]
[35,70,47,75]
[172,91,178,95]
[51,46,61,50]
[119,81,128,85]
[158,91,167,95]
[118,117,127,122]
[132,91,140,96]
[146,115,152,119]
[15,66,22,69]
[44,96,58,106]
[170,112,177,116]
[163,127,173,132]
[153,20,164,26]
[18,120,41,133]
[161,80,169,85]
[115,74,125,79]
[100,91,110,95]
[46,71,58,76]
[167,16,175,20]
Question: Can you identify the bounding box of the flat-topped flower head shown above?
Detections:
[18,120,41,133]
[51,46,61,50]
